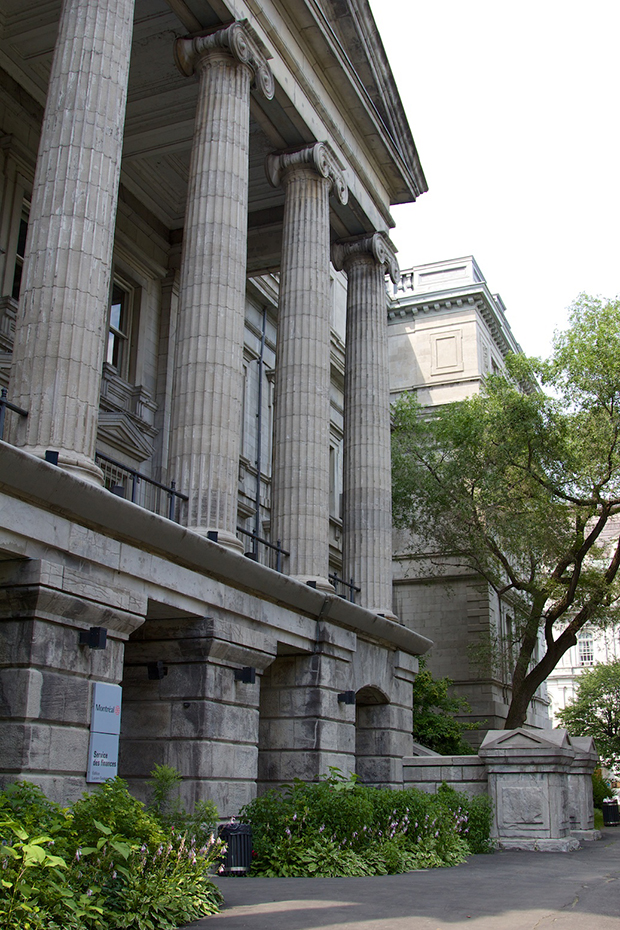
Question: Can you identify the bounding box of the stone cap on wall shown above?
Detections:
[479,728,580,772]
[567,735,599,774]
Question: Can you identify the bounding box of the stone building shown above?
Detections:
[388,257,550,742]
[0,0,433,814]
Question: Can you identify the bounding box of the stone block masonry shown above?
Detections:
[0,443,431,812]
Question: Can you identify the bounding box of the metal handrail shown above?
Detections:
[329,572,361,603]
[95,450,188,522]
[236,525,289,573]
[0,388,28,440]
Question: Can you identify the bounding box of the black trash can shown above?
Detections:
[218,822,253,875]
[602,798,620,827]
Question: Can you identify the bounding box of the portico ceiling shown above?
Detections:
[0,0,426,272]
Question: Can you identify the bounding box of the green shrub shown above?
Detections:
[411,661,478,754]
[70,776,166,849]
[0,781,67,834]
[256,835,373,878]
[239,768,493,877]
[0,777,223,930]
[434,784,494,854]
[146,764,218,849]
[592,768,614,809]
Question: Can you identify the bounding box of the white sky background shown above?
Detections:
[368,0,620,358]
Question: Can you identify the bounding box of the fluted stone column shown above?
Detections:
[7,0,135,483]
[169,23,273,551]
[332,233,399,615]
[266,143,347,589]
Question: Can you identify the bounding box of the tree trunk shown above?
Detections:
[504,630,577,729]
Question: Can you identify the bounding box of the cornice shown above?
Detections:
[0,441,433,657]
[387,282,521,359]
[241,0,423,217]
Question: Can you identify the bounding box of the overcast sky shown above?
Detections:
[368,0,620,359]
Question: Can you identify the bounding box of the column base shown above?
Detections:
[292,575,335,594]
[371,608,400,623]
[20,446,104,486]
[194,527,245,555]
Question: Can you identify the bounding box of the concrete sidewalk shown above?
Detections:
[184,830,620,930]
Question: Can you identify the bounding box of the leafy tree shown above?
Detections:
[392,294,620,729]
[411,661,476,754]
[558,660,620,767]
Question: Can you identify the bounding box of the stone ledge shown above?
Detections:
[571,829,603,842]
[0,441,433,656]
[497,837,581,853]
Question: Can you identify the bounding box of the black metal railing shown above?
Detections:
[0,388,28,440]
[329,573,361,603]
[95,450,188,522]
[236,525,289,573]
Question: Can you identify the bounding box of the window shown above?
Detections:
[578,632,594,667]
[11,206,29,301]
[106,282,132,377]
[329,441,343,520]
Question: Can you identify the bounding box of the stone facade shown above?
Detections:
[0,0,433,813]
[388,257,550,741]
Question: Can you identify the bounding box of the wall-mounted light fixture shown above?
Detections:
[338,690,356,704]
[79,627,108,649]
[44,450,59,465]
[147,661,168,680]
[234,666,256,684]
[207,530,219,543]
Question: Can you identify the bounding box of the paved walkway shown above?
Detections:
[184,830,620,930]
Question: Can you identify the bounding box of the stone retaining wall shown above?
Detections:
[403,728,600,851]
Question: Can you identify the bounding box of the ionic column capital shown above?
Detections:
[265,142,348,205]
[174,20,274,100]
[332,231,400,284]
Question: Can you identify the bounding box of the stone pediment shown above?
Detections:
[569,735,596,753]
[97,411,155,463]
[317,0,427,202]
[480,728,572,753]
[568,735,598,761]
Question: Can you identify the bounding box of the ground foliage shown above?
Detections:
[591,767,615,808]
[0,777,223,930]
[558,660,620,768]
[392,295,620,728]
[411,660,477,754]
[239,768,493,877]
[145,763,218,850]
